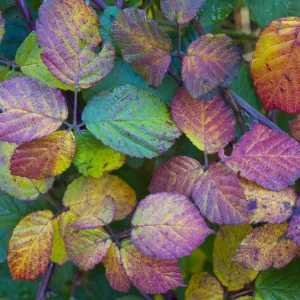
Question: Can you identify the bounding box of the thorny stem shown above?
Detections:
[15,0,35,32]
[192,16,204,36]
[116,0,124,9]
[73,85,79,127]
[91,0,107,10]
[36,262,56,300]
[167,67,183,86]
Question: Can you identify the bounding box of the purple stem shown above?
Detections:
[15,0,35,32]
[91,0,107,10]
[192,16,204,36]
[116,0,124,9]
[36,263,56,300]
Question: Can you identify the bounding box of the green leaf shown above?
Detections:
[246,0,300,28]
[198,0,238,28]
[73,130,126,178]
[0,66,9,81]
[82,58,179,104]
[255,259,300,299]
[15,32,73,91]
[82,85,181,158]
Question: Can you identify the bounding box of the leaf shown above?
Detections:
[120,238,185,294]
[148,156,203,196]
[287,197,300,246]
[251,17,300,113]
[50,219,68,265]
[220,123,300,191]
[15,32,73,91]
[82,85,181,158]
[246,0,300,28]
[131,192,214,259]
[0,12,5,43]
[241,179,296,223]
[255,259,300,300]
[233,223,298,272]
[8,210,53,280]
[182,34,241,99]
[161,0,205,24]
[112,8,172,88]
[103,243,131,293]
[185,272,223,300]
[63,175,136,221]
[0,77,68,144]
[36,0,115,88]
[0,65,9,81]
[57,210,78,239]
[10,131,76,180]
[73,130,126,178]
[171,88,236,153]
[65,227,111,271]
[213,225,258,291]
[192,163,249,225]
[0,142,54,201]
[289,115,300,142]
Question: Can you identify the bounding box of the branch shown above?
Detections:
[228,90,284,133]
[15,0,35,32]
[36,262,56,300]
[91,0,107,10]
[167,67,183,86]
[116,0,124,9]
[192,16,204,36]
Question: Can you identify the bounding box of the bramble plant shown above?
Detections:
[0,0,300,299]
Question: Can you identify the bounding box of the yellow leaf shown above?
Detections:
[50,219,68,265]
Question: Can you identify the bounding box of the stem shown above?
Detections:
[167,67,183,86]
[229,90,284,133]
[91,0,107,10]
[139,291,153,300]
[192,16,204,36]
[73,85,78,127]
[117,228,132,239]
[44,193,62,211]
[15,0,35,32]
[224,89,247,133]
[230,289,253,299]
[116,0,124,9]
[267,109,276,123]
[203,150,209,169]
[36,262,56,300]
[70,270,80,297]
[177,22,182,68]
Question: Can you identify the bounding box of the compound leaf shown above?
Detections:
[103,243,131,293]
[82,85,181,158]
[73,130,126,178]
[161,0,205,24]
[0,142,54,201]
[185,272,223,300]
[182,34,241,99]
[112,8,172,88]
[213,225,258,291]
[220,123,300,191]
[8,210,53,280]
[0,77,68,144]
[251,17,300,113]
[63,175,136,221]
[171,88,236,153]
[233,223,298,272]
[148,156,203,196]
[36,0,115,88]
[10,131,76,180]
[120,238,185,294]
[131,192,214,259]
[192,163,250,225]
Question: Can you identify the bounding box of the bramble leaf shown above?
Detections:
[65,227,111,271]
[131,192,214,259]
[36,0,115,88]
[182,34,241,99]
[8,210,53,280]
[0,12,4,43]
[0,142,54,201]
[103,243,131,293]
[251,17,300,113]
[0,77,68,144]
[82,85,181,158]
[192,163,249,225]
[73,130,126,178]
[185,272,223,300]
[290,115,300,142]
[112,8,172,88]
[57,211,78,239]
[171,88,236,153]
[233,223,298,272]
[241,179,296,223]
[120,238,185,294]
[287,197,300,246]
[63,175,136,221]
[15,32,73,91]
[50,219,68,265]
[10,131,76,180]
[220,123,300,191]
[161,0,205,24]
[148,156,203,196]
[213,225,258,291]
